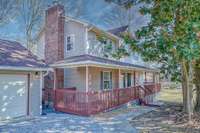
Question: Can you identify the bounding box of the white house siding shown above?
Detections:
[64,67,86,91]
[64,67,119,91]
[146,72,154,82]
[135,71,145,85]
[63,67,155,92]
[29,72,42,116]
[88,67,119,91]
[88,31,96,40]
[64,20,87,58]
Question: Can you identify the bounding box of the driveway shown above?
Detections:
[0,105,154,133]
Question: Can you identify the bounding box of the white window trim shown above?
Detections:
[103,71,112,90]
[66,34,75,52]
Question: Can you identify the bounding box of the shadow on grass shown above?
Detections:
[130,102,200,133]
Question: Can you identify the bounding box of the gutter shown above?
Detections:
[0,66,52,72]
[50,60,160,72]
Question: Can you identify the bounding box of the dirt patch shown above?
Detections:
[130,103,200,133]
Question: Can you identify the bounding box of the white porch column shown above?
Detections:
[53,69,57,90]
[86,66,89,92]
[118,69,121,88]
[85,28,89,54]
[39,72,43,115]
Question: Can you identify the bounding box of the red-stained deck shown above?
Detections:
[43,83,161,116]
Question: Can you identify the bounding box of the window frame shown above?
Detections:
[66,34,75,51]
[122,72,132,88]
[103,71,112,90]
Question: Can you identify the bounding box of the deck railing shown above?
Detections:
[43,83,161,116]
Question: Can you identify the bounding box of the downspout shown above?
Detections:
[27,73,31,116]
[40,69,52,115]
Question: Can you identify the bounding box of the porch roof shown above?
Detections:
[50,54,159,72]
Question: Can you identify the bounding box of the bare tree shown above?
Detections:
[101,4,132,28]
[19,0,43,51]
[105,0,135,8]
[60,0,88,18]
[18,0,89,52]
[0,0,19,25]
[104,0,136,26]
[103,0,150,34]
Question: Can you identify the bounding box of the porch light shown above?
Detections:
[35,72,40,78]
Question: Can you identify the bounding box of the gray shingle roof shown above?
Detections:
[54,54,158,71]
[108,25,128,37]
[0,39,48,69]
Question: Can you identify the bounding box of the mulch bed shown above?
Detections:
[130,103,200,133]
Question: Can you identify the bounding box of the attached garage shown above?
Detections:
[0,39,48,120]
[0,74,27,119]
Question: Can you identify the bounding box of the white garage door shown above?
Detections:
[0,74,27,120]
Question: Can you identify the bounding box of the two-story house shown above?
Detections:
[40,3,160,90]
[40,3,160,115]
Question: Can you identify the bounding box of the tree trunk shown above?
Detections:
[188,61,194,122]
[181,60,193,122]
[194,60,200,112]
[181,70,188,112]
[181,61,188,112]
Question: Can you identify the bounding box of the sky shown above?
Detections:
[0,0,149,43]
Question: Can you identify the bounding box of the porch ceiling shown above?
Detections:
[50,54,160,72]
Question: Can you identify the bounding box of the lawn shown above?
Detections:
[130,83,200,133]
[157,87,183,104]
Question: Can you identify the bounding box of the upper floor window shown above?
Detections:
[66,34,74,51]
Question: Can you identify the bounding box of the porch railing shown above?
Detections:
[43,83,161,116]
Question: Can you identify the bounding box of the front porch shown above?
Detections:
[52,66,160,92]
[43,55,161,116]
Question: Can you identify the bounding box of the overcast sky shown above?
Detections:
[0,0,149,42]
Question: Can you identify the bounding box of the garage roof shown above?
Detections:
[0,39,48,71]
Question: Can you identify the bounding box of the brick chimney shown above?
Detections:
[45,2,65,88]
[45,3,64,63]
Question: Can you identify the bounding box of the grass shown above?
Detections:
[157,87,183,104]
[130,84,200,133]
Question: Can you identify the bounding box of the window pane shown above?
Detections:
[103,72,110,81]
[127,73,131,87]
[67,36,71,43]
[66,35,74,51]
[104,81,110,90]
[103,72,111,90]
[67,44,72,50]
[122,73,126,88]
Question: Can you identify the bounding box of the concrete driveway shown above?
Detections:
[0,105,154,133]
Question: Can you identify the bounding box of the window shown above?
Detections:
[127,73,131,87]
[101,71,112,90]
[122,73,132,88]
[66,35,74,51]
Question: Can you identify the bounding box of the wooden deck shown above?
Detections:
[43,83,161,116]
